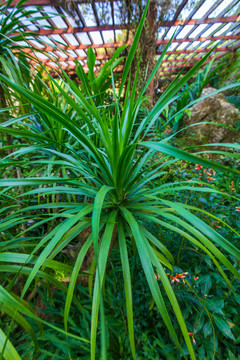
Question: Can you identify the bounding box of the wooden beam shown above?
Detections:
[75,5,93,56]
[160,63,193,71]
[1,0,110,6]
[158,51,235,76]
[25,40,132,52]
[12,24,126,36]
[156,34,240,45]
[30,45,235,75]
[47,63,124,73]
[9,15,240,37]
[91,1,108,56]
[158,52,228,65]
[156,45,239,55]
[25,42,237,67]
[173,0,205,39]
[56,6,80,58]
[160,0,188,47]
[110,0,116,43]
[27,53,111,63]
[167,15,240,27]
[159,51,227,71]
[18,34,240,57]
[27,53,214,66]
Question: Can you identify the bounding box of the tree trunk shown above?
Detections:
[140,0,158,107]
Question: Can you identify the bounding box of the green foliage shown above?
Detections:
[10,210,240,360]
[212,49,240,88]
[0,0,54,73]
[159,58,220,133]
[226,95,240,111]
[76,45,126,107]
[0,2,240,360]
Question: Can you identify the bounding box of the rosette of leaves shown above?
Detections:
[0,1,240,359]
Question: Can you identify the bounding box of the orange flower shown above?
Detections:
[155,273,160,280]
[236,207,240,212]
[170,275,181,283]
[193,276,199,281]
[188,332,196,344]
[170,272,188,284]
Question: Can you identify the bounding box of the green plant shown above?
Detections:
[0,2,240,360]
[212,49,240,88]
[0,0,52,95]
[226,95,240,111]
[76,46,126,107]
[12,235,240,360]
[0,0,57,158]
[158,58,220,133]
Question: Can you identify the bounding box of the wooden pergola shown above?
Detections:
[4,0,240,77]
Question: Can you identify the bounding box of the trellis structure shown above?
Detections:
[4,0,240,78]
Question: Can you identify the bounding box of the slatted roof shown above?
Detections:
[4,0,240,78]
